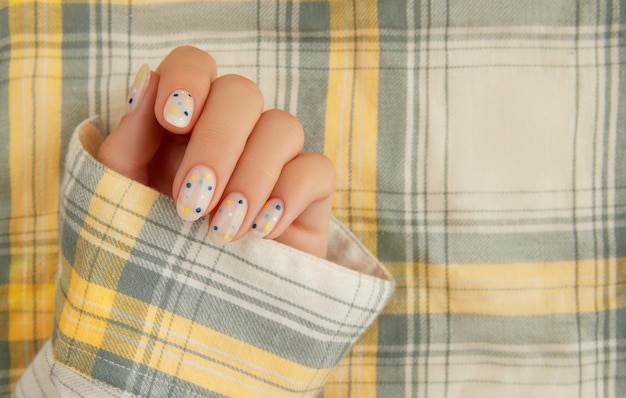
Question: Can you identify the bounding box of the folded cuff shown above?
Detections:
[41,118,394,397]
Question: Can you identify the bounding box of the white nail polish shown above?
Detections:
[163,89,194,128]
[126,64,151,114]
[209,193,248,245]
[176,166,216,221]
[250,198,284,238]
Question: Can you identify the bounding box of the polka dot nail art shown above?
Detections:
[176,165,216,222]
[126,64,151,114]
[164,89,194,128]
[250,198,284,238]
[209,193,248,245]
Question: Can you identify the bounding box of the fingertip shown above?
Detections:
[249,198,285,239]
[126,64,152,114]
[174,165,218,222]
[97,68,162,184]
[154,46,217,134]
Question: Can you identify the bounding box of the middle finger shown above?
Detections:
[173,74,264,221]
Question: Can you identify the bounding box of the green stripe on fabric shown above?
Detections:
[0,4,10,284]
[131,3,261,34]
[380,309,626,347]
[0,341,8,391]
[60,3,91,151]
[376,1,419,396]
[597,4,618,396]
[376,1,409,260]
[612,4,626,396]
[297,1,330,154]
[378,228,626,264]
[435,0,584,27]
[91,350,232,398]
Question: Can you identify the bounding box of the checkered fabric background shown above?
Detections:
[1,1,625,397]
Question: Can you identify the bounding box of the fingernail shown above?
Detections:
[176,166,216,222]
[209,193,248,245]
[164,89,194,128]
[126,64,151,114]
[250,198,284,238]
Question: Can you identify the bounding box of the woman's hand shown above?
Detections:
[97,46,334,258]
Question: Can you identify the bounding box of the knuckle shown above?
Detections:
[261,109,305,152]
[311,152,336,178]
[301,152,336,192]
[214,74,264,108]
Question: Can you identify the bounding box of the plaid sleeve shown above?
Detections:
[12,118,393,397]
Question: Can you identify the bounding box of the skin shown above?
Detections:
[97,46,335,258]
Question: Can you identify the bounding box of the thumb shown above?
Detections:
[97,64,163,184]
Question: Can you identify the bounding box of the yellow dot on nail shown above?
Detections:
[264,224,271,230]
[240,211,245,217]
[205,174,212,179]
[264,202,269,207]
[185,98,191,103]
[190,175,196,181]
[224,234,230,240]
[225,199,231,204]
[171,108,177,113]
[183,208,189,213]
[135,73,141,80]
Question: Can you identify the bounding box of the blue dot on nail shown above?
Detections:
[213,225,218,231]
[198,179,203,185]
[218,208,223,213]
[238,199,244,204]
[184,111,189,116]
[186,182,192,188]
[264,213,269,219]
[208,186,213,191]
[252,224,257,229]
[195,207,201,213]
[188,93,192,97]
[128,98,133,104]
[173,93,179,97]
[231,224,236,230]
[276,204,282,211]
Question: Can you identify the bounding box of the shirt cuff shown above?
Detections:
[40,118,394,397]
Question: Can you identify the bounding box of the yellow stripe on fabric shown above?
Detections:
[324,323,380,397]
[324,0,379,252]
[6,2,63,393]
[56,265,332,397]
[385,258,626,316]
[54,169,159,370]
[323,2,380,396]
[85,169,158,253]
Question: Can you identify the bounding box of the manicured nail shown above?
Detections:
[126,64,151,114]
[164,89,194,128]
[176,166,216,222]
[250,198,284,238]
[209,193,248,245]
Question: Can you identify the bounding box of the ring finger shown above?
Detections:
[207,109,304,244]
